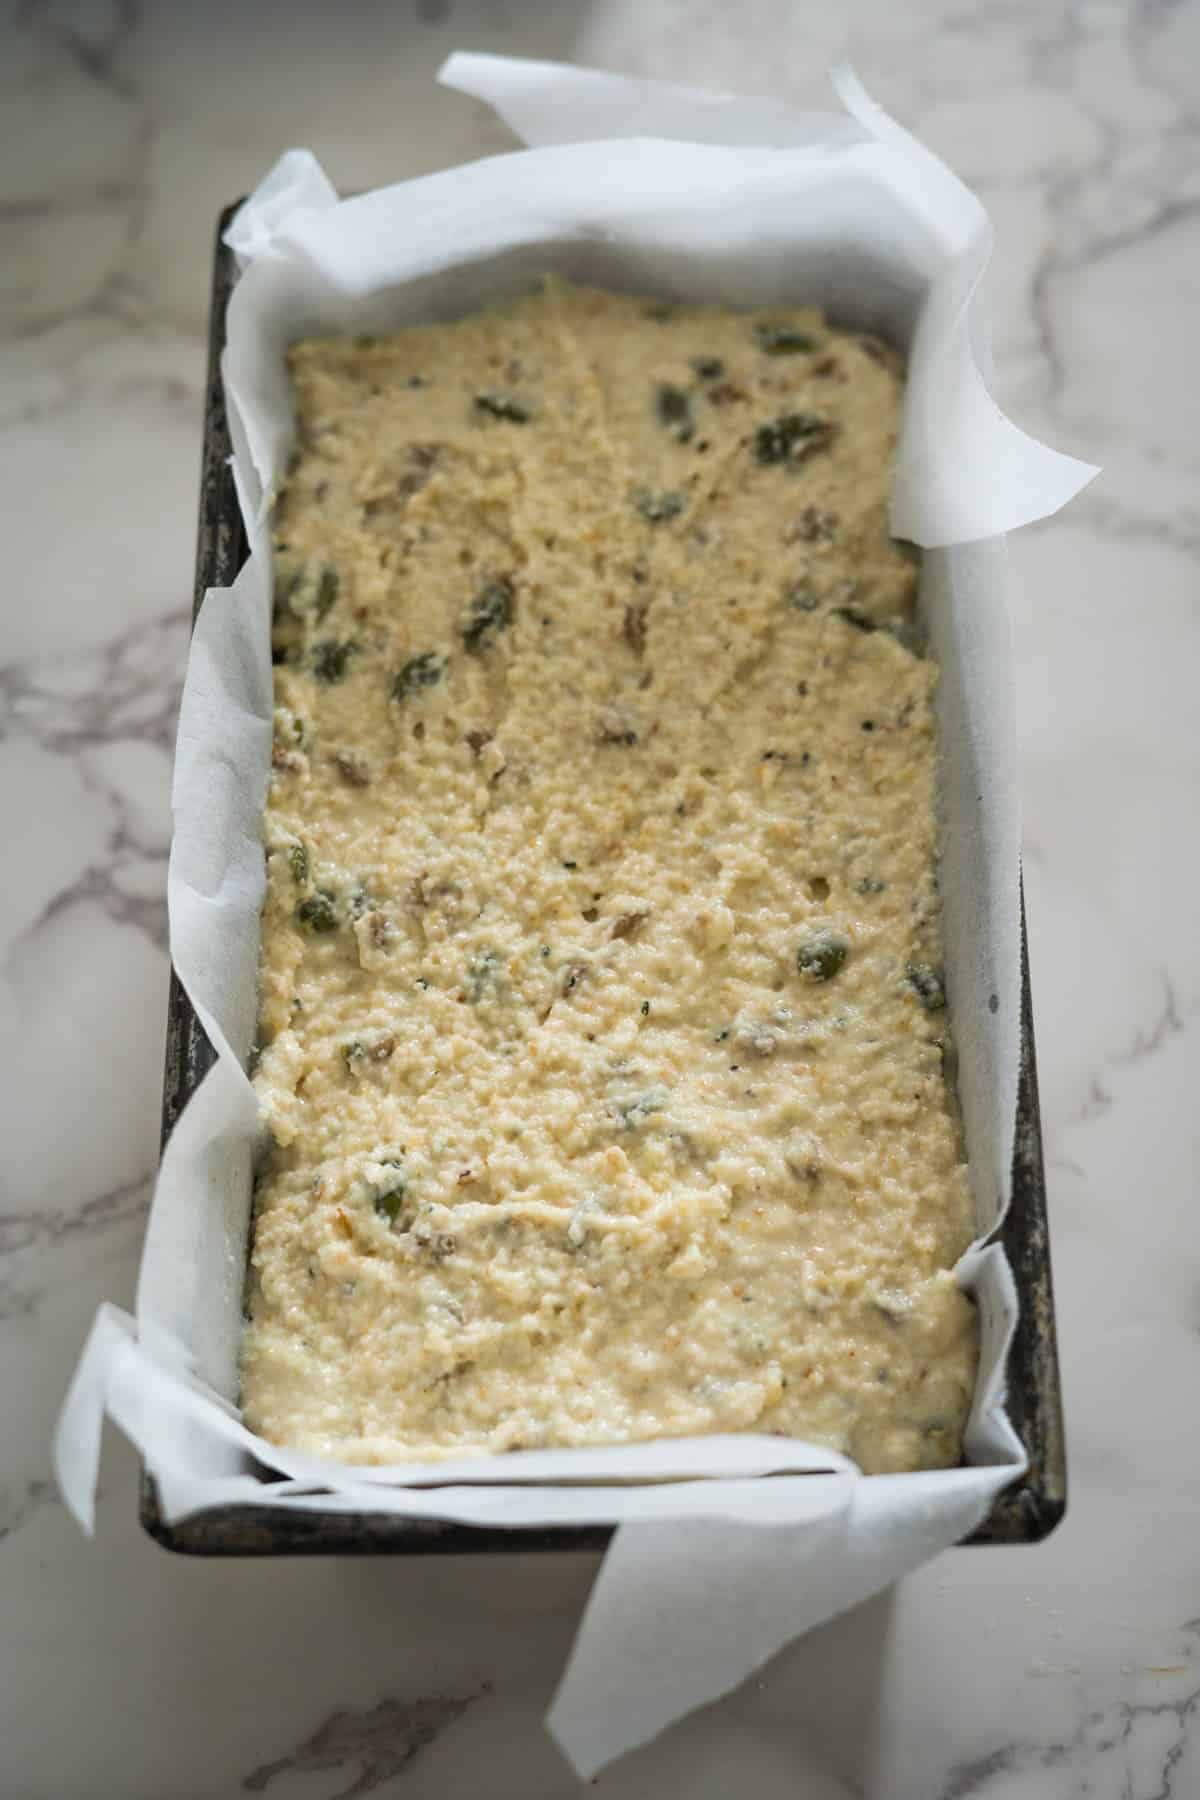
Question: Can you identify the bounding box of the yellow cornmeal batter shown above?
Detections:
[242,280,979,1474]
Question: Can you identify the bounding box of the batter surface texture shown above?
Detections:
[242,280,978,1473]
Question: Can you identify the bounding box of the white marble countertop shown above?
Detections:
[4,1,1198,1795]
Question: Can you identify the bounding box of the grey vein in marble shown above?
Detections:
[943,1623,1200,1800]
[242,1689,489,1798]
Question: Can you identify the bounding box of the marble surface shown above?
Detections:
[3,0,1198,1794]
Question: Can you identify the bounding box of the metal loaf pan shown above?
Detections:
[142,205,1067,1554]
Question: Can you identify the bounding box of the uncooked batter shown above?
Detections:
[242,280,979,1473]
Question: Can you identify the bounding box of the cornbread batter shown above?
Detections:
[242,281,978,1473]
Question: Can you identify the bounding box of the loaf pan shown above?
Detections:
[142,205,1067,1554]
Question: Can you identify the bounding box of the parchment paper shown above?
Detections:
[55,54,1096,1777]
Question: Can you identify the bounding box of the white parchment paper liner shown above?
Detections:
[56,55,1095,1777]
